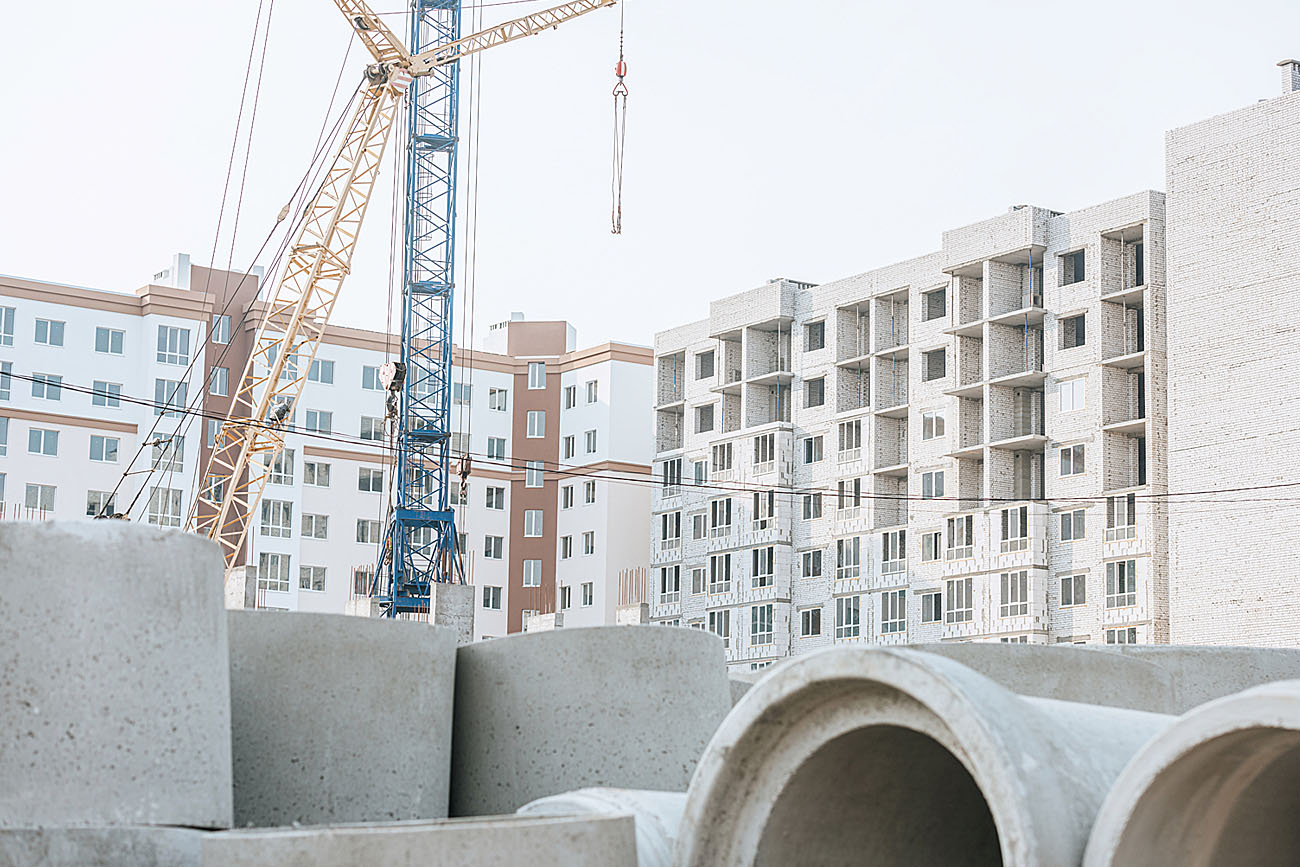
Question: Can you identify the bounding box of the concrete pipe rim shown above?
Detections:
[1083,679,1300,867]
[675,646,1047,867]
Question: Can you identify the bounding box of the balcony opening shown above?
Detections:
[1060,314,1086,350]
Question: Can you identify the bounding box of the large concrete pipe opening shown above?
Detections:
[756,725,1001,867]
[1086,681,1300,867]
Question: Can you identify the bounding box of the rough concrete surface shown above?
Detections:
[0,827,204,867]
[202,814,637,867]
[429,582,475,646]
[677,646,1174,867]
[450,626,730,816]
[728,672,761,706]
[228,610,457,826]
[519,788,686,867]
[0,521,233,829]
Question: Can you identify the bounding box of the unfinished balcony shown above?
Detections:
[948,396,985,460]
[873,356,909,417]
[987,384,1045,451]
[744,325,792,387]
[835,303,871,365]
[873,291,909,353]
[835,365,870,413]
[655,408,683,454]
[873,475,906,530]
[1100,223,1146,306]
[1102,430,1147,492]
[955,456,985,513]
[1101,367,1146,436]
[948,272,984,337]
[985,259,1044,322]
[711,334,744,395]
[872,415,908,475]
[745,384,790,428]
[986,322,1044,387]
[655,352,685,409]
[947,334,985,399]
[986,447,1044,504]
[1100,299,1145,369]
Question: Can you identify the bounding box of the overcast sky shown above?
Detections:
[3,1,1298,349]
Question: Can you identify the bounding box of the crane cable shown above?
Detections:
[610,2,628,234]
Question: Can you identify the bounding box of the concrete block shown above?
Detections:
[616,602,649,625]
[451,626,730,816]
[519,788,686,867]
[0,521,233,829]
[223,566,254,610]
[526,611,563,632]
[0,827,204,867]
[201,815,637,867]
[430,582,474,645]
[228,611,457,826]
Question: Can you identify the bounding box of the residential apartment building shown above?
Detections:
[0,258,652,638]
[652,192,1166,667]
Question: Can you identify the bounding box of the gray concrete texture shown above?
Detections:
[450,626,731,817]
[519,788,686,867]
[0,827,205,867]
[0,521,233,829]
[228,610,457,826]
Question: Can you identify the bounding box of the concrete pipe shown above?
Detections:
[519,788,686,867]
[0,521,232,828]
[228,611,457,826]
[676,646,1173,867]
[1085,680,1300,867]
[450,626,730,817]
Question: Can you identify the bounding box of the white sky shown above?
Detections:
[2,0,1298,349]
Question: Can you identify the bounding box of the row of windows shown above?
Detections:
[0,310,198,367]
[479,581,596,611]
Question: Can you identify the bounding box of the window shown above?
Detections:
[487,437,507,460]
[1106,560,1137,608]
[805,377,825,408]
[25,483,56,512]
[302,513,329,540]
[154,378,187,417]
[660,512,681,548]
[804,320,826,351]
[1061,509,1085,541]
[0,361,10,401]
[0,474,5,501]
[265,346,299,382]
[261,500,293,538]
[882,530,906,574]
[801,607,822,637]
[838,478,862,511]
[835,596,860,638]
[1059,377,1085,412]
[694,460,708,484]
[257,552,290,592]
[922,411,945,440]
[0,306,13,345]
[711,443,733,473]
[691,513,707,541]
[86,490,116,518]
[836,537,861,580]
[360,416,384,441]
[147,487,183,528]
[584,480,597,504]
[485,486,505,510]
[95,327,125,355]
[803,435,823,464]
[156,325,189,364]
[751,546,775,588]
[524,509,543,537]
[709,553,732,593]
[801,549,822,578]
[1060,314,1086,349]
[881,589,906,634]
[563,435,575,459]
[921,591,942,623]
[1061,574,1086,607]
[489,387,508,411]
[838,419,862,459]
[923,348,946,382]
[522,559,542,587]
[1001,505,1029,552]
[660,457,683,493]
[308,359,334,384]
[752,490,775,530]
[1060,444,1085,476]
[299,565,326,592]
[695,404,714,433]
[561,485,574,509]
[525,460,544,488]
[0,418,8,455]
[1106,627,1138,645]
[710,498,732,536]
[581,582,595,606]
[946,577,973,623]
[561,535,573,559]
[358,467,383,492]
[203,366,228,397]
[690,567,706,595]
[362,366,382,390]
[35,318,66,347]
[708,608,731,648]
[1061,249,1086,286]
[528,361,546,389]
[484,535,504,559]
[356,519,382,544]
[28,428,58,456]
[921,470,944,499]
[1106,493,1137,541]
[1134,242,1145,287]
[212,314,231,345]
[560,585,572,610]
[352,567,374,596]
[946,515,974,559]
[264,448,293,485]
[526,410,545,438]
[204,474,226,504]
[923,287,946,321]
[751,604,774,645]
[802,493,823,520]
[1000,570,1029,617]
[696,350,715,380]
[304,461,331,487]
[453,382,472,406]
[585,429,597,453]
[585,380,598,403]
[482,586,502,609]
[563,385,576,409]
[31,373,63,401]
[305,409,332,434]
[89,434,119,463]
[583,530,595,555]
[660,565,680,603]
[921,531,941,563]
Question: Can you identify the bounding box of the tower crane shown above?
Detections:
[190,0,617,616]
